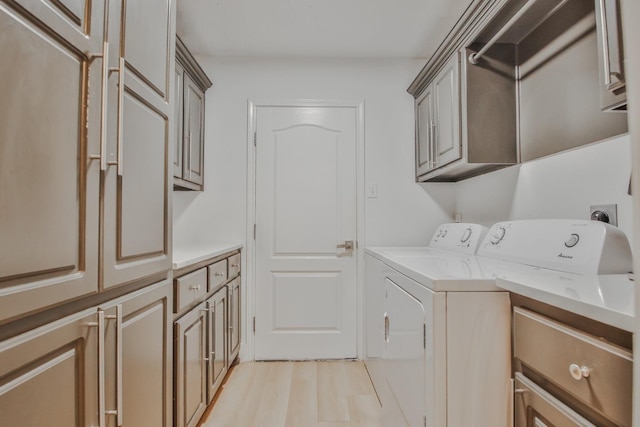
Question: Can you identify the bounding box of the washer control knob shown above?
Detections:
[564,233,580,248]
[490,227,506,245]
[569,364,591,380]
[460,228,472,243]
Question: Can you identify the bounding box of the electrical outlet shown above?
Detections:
[589,204,618,226]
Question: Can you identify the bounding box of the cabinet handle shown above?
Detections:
[115,305,123,426]
[599,0,613,88]
[231,263,240,268]
[105,57,125,176]
[430,122,438,167]
[384,312,389,343]
[93,41,109,171]
[189,285,201,291]
[97,310,106,427]
[215,272,225,277]
[104,306,123,425]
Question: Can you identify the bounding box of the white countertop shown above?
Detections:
[478,257,635,331]
[173,243,243,270]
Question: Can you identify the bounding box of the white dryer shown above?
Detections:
[365,223,511,427]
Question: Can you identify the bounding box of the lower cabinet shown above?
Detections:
[175,302,208,427]
[228,277,241,363]
[173,249,242,427]
[102,281,173,427]
[207,286,228,404]
[0,279,172,427]
[0,308,100,426]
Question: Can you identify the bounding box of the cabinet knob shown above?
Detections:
[569,363,591,380]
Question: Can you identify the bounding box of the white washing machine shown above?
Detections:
[365,223,511,427]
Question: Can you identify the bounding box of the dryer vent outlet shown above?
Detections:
[589,204,618,226]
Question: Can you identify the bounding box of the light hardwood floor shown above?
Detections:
[199,361,381,427]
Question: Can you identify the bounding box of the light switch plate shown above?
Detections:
[367,183,378,198]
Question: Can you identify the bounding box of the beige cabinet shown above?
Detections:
[415,55,461,177]
[102,281,173,427]
[228,277,241,363]
[102,0,175,289]
[175,301,208,427]
[0,308,100,426]
[174,37,212,191]
[0,0,176,323]
[173,249,242,425]
[0,279,171,427]
[595,0,626,111]
[0,0,104,324]
[207,286,228,403]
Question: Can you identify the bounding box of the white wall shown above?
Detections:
[454,134,634,246]
[173,58,456,248]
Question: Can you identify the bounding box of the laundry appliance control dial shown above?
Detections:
[490,226,506,245]
[564,233,580,248]
[460,228,472,243]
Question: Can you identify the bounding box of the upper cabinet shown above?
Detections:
[102,0,175,289]
[0,0,175,324]
[174,37,212,191]
[409,0,628,182]
[594,0,626,111]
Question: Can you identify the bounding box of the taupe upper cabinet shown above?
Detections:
[0,0,176,323]
[174,37,212,191]
[0,0,104,324]
[595,0,626,111]
[102,0,175,289]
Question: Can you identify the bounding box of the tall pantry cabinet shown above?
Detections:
[0,1,176,426]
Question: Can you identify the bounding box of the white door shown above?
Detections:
[254,105,358,360]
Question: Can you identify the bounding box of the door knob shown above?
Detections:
[337,240,354,257]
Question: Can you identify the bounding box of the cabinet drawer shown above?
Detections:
[175,268,207,312]
[228,253,241,278]
[208,259,227,292]
[514,307,632,427]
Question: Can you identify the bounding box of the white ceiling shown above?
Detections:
[176,0,473,59]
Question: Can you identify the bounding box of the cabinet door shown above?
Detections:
[433,53,461,169]
[184,74,205,187]
[174,62,185,179]
[415,85,436,177]
[0,308,100,426]
[102,280,172,427]
[175,302,208,427]
[228,278,241,363]
[0,0,104,323]
[595,0,626,110]
[102,0,175,289]
[206,286,228,403]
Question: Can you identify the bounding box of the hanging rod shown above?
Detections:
[468,0,541,65]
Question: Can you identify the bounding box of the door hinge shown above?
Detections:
[253,316,256,334]
[253,132,257,146]
[423,323,427,350]
[253,224,256,240]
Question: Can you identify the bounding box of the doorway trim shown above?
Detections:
[244,99,365,361]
